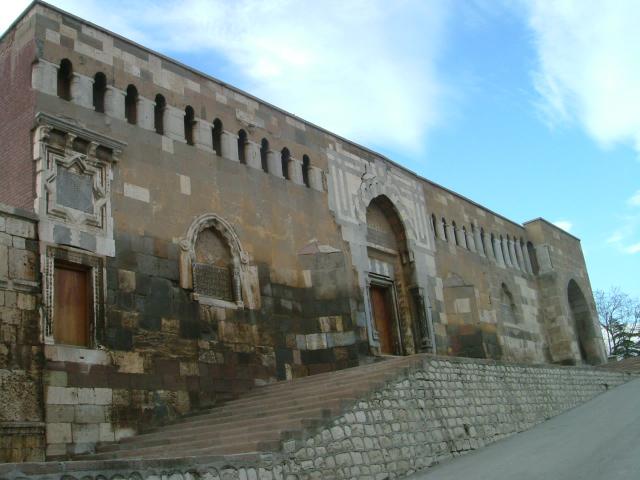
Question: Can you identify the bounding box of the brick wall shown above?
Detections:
[0,14,38,211]
[0,204,44,462]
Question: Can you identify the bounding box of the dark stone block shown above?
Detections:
[60,35,74,49]
[53,224,71,245]
[105,328,132,351]
[116,291,135,310]
[139,314,161,331]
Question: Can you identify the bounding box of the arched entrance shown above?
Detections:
[567,279,600,365]
[365,196,414,355]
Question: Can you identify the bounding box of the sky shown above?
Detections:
[1,0,638,298]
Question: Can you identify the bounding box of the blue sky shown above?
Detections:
[2,0,638,297]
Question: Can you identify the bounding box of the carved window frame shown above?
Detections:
[179,213,249,309]
[43,245,105,348]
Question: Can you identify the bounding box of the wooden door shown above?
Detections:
[54,264,90,346]
[370,285,394,354]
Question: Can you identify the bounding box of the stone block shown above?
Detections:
[99,422,115,442]
[17,293,36,310]
[5,218,35,238]
[72,423,99,443]
[75,404,106,423]
[118,269,136,292]
[8,249,37,281]
[46,423,72,444]
[47,386,78,405]
[0,245,7,278]
[46,404,75,422]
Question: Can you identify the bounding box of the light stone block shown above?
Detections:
[71,74,93,109]
[46,423,72,444]
[137,96,155,131]
[124,183,150,203]
[178,174,191,195]
[32,60,58,96]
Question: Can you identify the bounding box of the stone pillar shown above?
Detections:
[509,238,519,270]
[446,225,456,247]
[194,120,214,152]
[71,74,93,109]
[500,238,511,267]
[289,157,304,185]
[536,244,553,273]
[104,86,126,121]
[515,240,526,273]
[267,150,283,178]
[475,227,485,257]
[245,140,262,170]
[467,230,476,252]
[494,237,505,267]
[308,166,324,191]
[162,105,187,143]
[437,220,446,241]
[220,130,239,161]
[522,243,534,274]
[137,97,155,131]
[31,60,58,95]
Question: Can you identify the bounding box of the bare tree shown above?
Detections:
[595,287,640,358]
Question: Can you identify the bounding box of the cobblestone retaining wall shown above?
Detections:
[0,355,632,479]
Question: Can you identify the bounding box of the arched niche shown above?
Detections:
[179,213,250,308]
[567,279,601,365]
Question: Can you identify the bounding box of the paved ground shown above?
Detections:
[408,377,640,480]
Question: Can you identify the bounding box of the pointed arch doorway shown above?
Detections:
[365,195,414,356]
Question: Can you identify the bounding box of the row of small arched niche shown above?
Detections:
[33,58,325,192]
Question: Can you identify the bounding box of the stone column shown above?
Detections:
[494,237,505,267]
[474,226,485,257]
[137,97,155,131]
[500,238,511,267]
[289,157,304,185]
[437,220,446,241]
[31,60,58,95]
[446,225,456,247]
[467,230,476,252]
[308,166,324,191]
[194,120,214,152]
[163,105,187,143]
[509,238,519,270]
[71,74,93,109]
[267,150,283,178]
[220,130,239,161]
[104,86,126,121]
[523,243,534,274]
[515,240,526,273]
[245,140,262,170]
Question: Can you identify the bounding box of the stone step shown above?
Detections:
[74,355,426,462]
[98,415,326,453]
[115,407,334,447]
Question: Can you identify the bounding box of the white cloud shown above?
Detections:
[628,190,640,207]
[48,0,452,154]
[523,1,640,153]
[553,220,573,232]
[624,242,640,254]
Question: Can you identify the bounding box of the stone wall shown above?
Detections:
[0,205,44,463]
[0,356,632,479]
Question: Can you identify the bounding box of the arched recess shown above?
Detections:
[365,195,418,356]
[179,213,250,308]
[567,279,601,365]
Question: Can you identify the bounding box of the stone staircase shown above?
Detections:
[77,355,424,461]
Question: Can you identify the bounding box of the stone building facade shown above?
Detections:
[0,2,606,462]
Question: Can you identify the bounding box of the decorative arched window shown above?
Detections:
[442,217,448,241]
[237,129,247,164]
[154,94,166,135]
[452,221,459,246]
[212,119,223,156]
[184,106,195,145]
[180,214,249,308]
[260,138,269,172]
[125,85,138,124]
[302,155,311,187]
[431,214,437,238]
[92,72,107,113]
[281,148,290,180]
[57,59,73,101]
[500,283,518,324]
